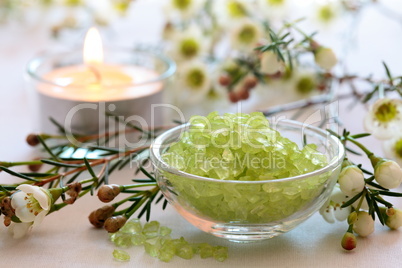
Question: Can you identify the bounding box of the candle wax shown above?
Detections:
[39,64,163,102]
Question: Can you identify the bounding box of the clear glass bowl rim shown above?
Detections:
[26,47,176,88]
[150,119,345,184]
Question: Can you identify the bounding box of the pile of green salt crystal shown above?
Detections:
[161,112,332,222]
[111,219,228,262]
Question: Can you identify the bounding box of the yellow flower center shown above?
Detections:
[186,68,206,88]
[394,138,402,158]
[238,25,257,44]
[374,101,398,123]
[227,1,248,18]
[296,76,315,94]
[173,0,192,10]
[179,38,199,58]
[25,193,42,216]
[318,5,335,22]
[267,0,285,6]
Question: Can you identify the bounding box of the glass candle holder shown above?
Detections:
[26,48,176,134]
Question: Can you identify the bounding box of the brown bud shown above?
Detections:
[0,197,15,219]
[26,134,40,146]
[219,75,231,86]
[244,76,258,90]
[97,184,121,203]
[28,158,43,172]
[88,205,116,228]
[238,89,250,100]
[64,182,82,204]
[228,91,239,103]
[310,40,320,51]
[104,215,127,233]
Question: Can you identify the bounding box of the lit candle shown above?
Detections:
[27,28,175,134]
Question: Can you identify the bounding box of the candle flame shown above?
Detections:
[83,27,103,65]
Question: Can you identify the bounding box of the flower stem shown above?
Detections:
[344,137,373,157]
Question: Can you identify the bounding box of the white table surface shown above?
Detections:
[1,1,402,267]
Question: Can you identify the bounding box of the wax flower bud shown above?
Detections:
[314,47,337,70]
[88,205,116,228]
[338,165,365,197]
[385,208,402,230]
[341,231,357,251]
[26,134,40,146]
[260,50,285,75]
[97,184,121,203]
[104,215,127,233]
[374,160,402,189]
[353,211,374,237]
[219,75,231,86]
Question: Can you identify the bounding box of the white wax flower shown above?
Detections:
[178,60,211,103]
[353,211,374,237]
[382,135,402,166]
[364,98,402,140]
[10,184,52,238]
[256,0,288,19]
[229,19,262,51]
[212,0,252,27]
[386,208,402,230]
[164,0,204,20]
[169,27,206,62]
[314,47,337,70]
[374,160,402,189]
[260,50,285,75]
[319,187,351,223]
[338,165,365,197]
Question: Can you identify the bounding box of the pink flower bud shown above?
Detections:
[341,232,357,251]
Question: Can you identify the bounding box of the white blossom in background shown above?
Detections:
[353,211,374,237]
[291,70,319,96]
[212,0,252,27]
[338,165,365,197]
[314,47,337,70]
[256,0,289,20]
[260,50,285,75]
[314,2,341,25]
[10,185,52,238]
[177,60,211,103]
[319,187,351,223]
[364,98,402,140]
[169,26,207,62]
[382,135,402,166]
[374,160,402,189]
[163,0,204,20]
[229,19,262,51]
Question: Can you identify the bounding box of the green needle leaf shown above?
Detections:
[84,158,97,179]
[41,159,82,168]
[341,191,364,208]
[0,166,39,182]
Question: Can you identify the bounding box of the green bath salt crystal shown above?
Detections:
[113,249,130,262]
[161,112,329,223]
[111,220,228,262]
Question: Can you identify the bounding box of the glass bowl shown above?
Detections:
[150,119,344,242]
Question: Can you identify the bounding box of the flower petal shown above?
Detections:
[9,222,32,239]
[14,205,36,223]
[32,210,48,228]
[334,206,351,222]
[321,206,336,223]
